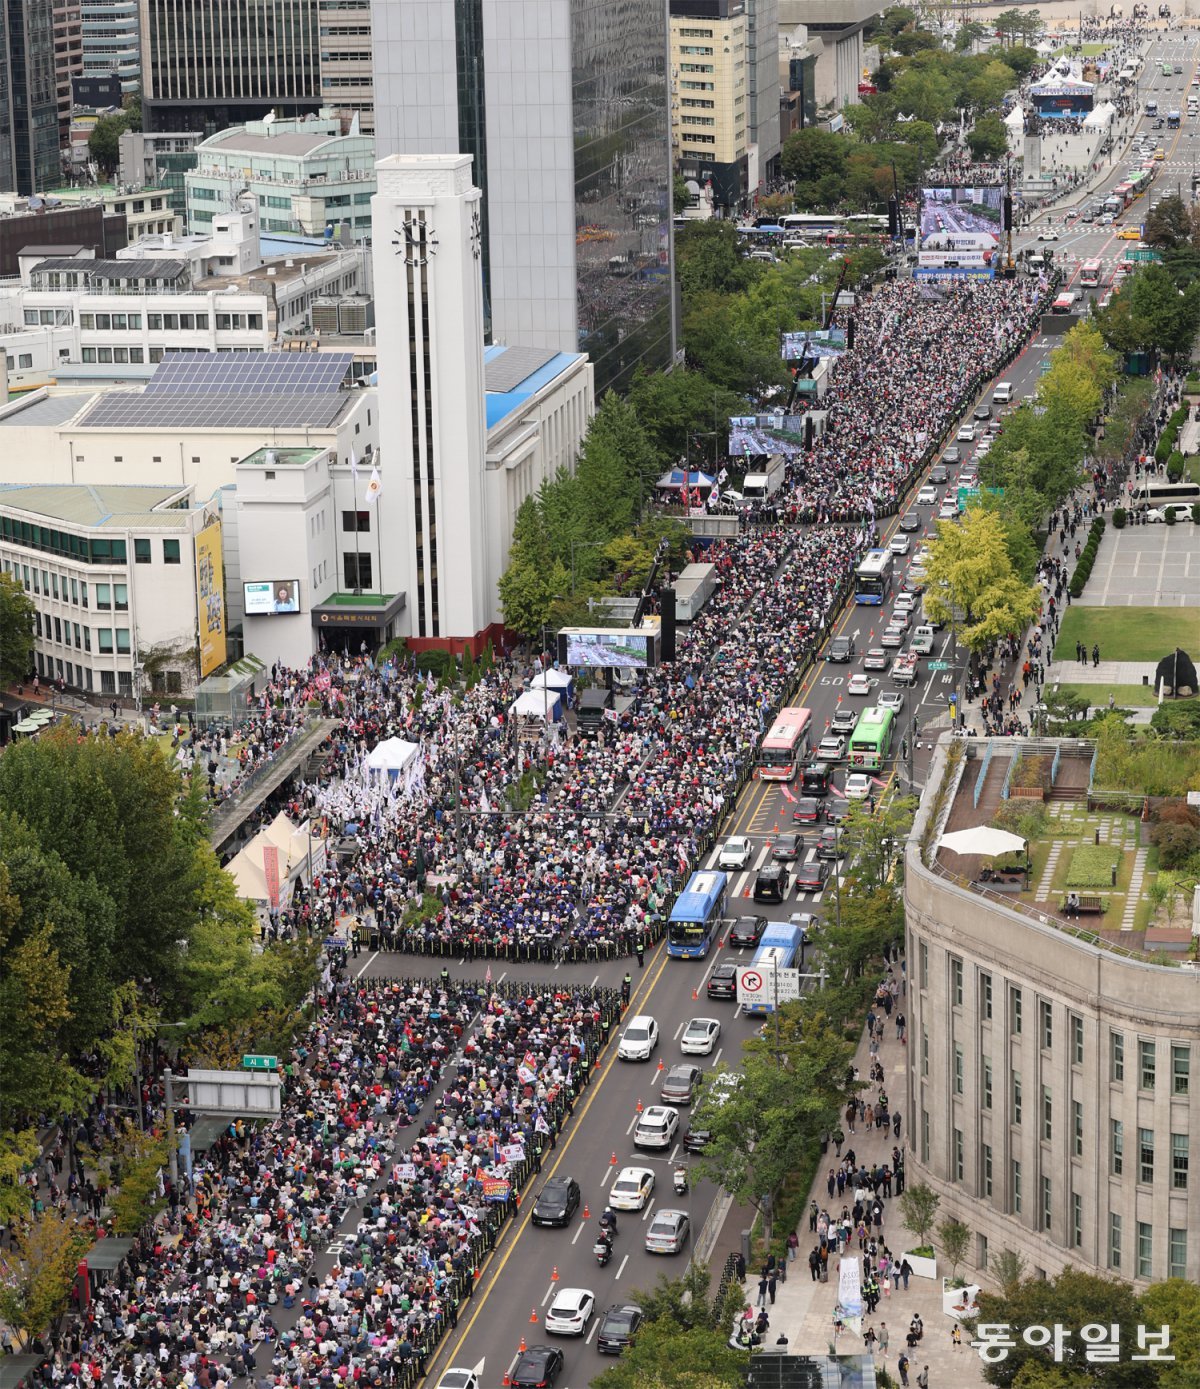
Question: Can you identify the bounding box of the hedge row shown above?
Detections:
[1154,405,1189,464]
[1068,515,1107,598]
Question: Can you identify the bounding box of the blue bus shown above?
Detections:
[667,870,728,958]
[855,549,894,605]
[742,918,807,1015]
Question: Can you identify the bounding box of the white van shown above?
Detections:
[993,382,1014,405]
[910,625,936,655]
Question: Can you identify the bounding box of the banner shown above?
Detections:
[838,1255,863,1317]
[482,1175,511,1202]
[262,844,281,911]
[195,520,227,679]
[499,1142,526,1164]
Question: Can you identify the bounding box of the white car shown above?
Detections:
[917,484,938,504]
[894,591,917,614]
[938,500,960,520]
[634,1104,680,1149]
[718,836,753,869]
[545,1287,595,1336]
[618,1015,659,1061]
[1147,503,1195,522]
[845,773,873,801]
[1037,228,1060,241]
[436,1373,479,1389]
[880,625,906,649]
[609,1166,656,1211]
[878,689,905,713]
[847,673,872,696]
[681,1017,722,1055]
[817,734,846,762]
[956,422,977,442]
[888,534,911,555]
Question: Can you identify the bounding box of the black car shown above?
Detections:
[773,832,802,862]
[801,762,832,796]
[795,859,832,894]
[816,826,846,859]
[899,510,921,532]
[753,863,791,903]
[824,799,850,827]
[941,445,961,464]
[597,1304,643,1355]
[683,1122,712,1153]
[828,634,856,662]
[707,961,739,999]
[531,1176,581,1227]
[791,796,823,826]
[510,1345,564,1388]
[973,403,991,421]
[929,465,948,484]
[728,914,766,949]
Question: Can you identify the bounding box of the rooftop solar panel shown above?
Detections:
[485,346,559,393]
[78,392,350,430]
[145,351,353,395]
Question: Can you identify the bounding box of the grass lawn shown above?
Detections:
[1053,682,1164,709]
[1184,457,1200,485]
[1055,607,1200,665]
[1064,844,1121,889]
[1053,42,1108,56]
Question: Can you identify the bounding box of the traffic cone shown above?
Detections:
[718,933,725,948]
[636,1097,643,1113]
[583,1203,590,1219]
[552,1265,559,1281]
[692,988,698,1001]
[502,1373,511,1387]
[520,1334,528,1352]
[657,1057,664,1072]
[610,1151,617,1165]
[530,1307,538,1324]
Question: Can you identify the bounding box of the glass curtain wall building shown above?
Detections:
[4,0,60,194]
[372,0,675,394]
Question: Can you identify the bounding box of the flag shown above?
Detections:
[349,445,359,482]
[365,466,383,503]
[534,1111,550,1136]
[480,786,492,814]
[484,963,493,987]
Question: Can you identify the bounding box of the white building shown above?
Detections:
[38,183,180,241]
[0,482,218,699]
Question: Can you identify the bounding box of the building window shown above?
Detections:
[116,629,130,655]
[1111,1119,1123,1175]
[1138,1127,1154,1185]
[344,553,372,588]
[163,539,180,564]
[1012,1072,1022,1126]
[1110,1030,1124,1082]
[1071,1015,1084,1066]
[982,1143,993,1197]
[1139,1039,1156,1090]
[952,957,963,1006]
[1072,1192,1082,1249]
[1137,1222,1153,1279]
[921,1109,929,1163]
[95,583,111,610]
[983,1057,992,1110]
[1012,1160,1022,1214]
[980,972,992,1020]
[954,1045,964,1095]
[1072,1100,1083,1157]
[1172,1044,1189,1095]
[919,941,928,988]
[1169,1228,1187,1279]
[954,1128,964,1181]
[1172,1132,1188,1190]
[1010,987,1023,1035]
[1041,1175,1052,1231]
[134,539,151,564]
[1109,1212,1122,1269]
[1041,1001,1053,1050]
[98,630,113,654]
[921,1028,929,1078]
[113,584,128,612]
[1042,1086,1053,1142]
[342,510,370,532]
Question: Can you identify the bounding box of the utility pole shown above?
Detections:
[164,1069,179,1190]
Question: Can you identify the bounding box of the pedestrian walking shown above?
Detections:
[897,1352,910,1386]
[757,1276,769,1307]
[879,1322,890,1358]
[917,1367,930,1389]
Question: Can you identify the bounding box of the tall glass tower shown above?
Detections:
[4,0,60,194]
[372,0,676,395]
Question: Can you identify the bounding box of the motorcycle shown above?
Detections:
[594,1235,613,1267]
[673,1166,689,1196]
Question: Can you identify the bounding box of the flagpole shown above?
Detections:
[351,458,362,594]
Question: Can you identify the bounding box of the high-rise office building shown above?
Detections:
[53,2,84,147]
[81,0,141,94]
[744,0,779,185]
[669,0,749,214]
[372,0,676,396]
[316,0,374,135]
[2,0,61,194]
[140,0,325,133]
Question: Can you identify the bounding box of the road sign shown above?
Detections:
[736,966,802,1007]
[242,1054,277,1071]
[928,661,951,671]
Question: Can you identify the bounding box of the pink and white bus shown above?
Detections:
[758,706,814,781]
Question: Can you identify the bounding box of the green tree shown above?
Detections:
[0,572,35,686]
[968,114,1011,161]
[891,66,956,124]
[1144,193,1192,251]
[967,60,1018,116]
[973,1266,1148,1387]
[673,174,690,216]
[592,1323,744,1389]
[1138,1280,1200,1389]
[1003,45,1040,78]
[937,1217,971,1278]
[955,20,989,50]
[626,368,742,466]
[892,28,937,56]
[781,127,848,185]
[840,796,917,892]
[632,1265,722,1332]
[922,509,1041,658]
[878,6,918,39]
[121,88,142,131]
[674,221,758,297]
[88,113,129,175]
[843,93,902,145]
[897,1181,940,1250]
[0,1209,90,1347]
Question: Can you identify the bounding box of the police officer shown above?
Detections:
[440,964,450,990]
[635,935,645,968]
[621,973,632,1005]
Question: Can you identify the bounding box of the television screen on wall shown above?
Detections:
[244,579,300,615]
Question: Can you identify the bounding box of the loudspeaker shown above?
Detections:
[658,588,677,663]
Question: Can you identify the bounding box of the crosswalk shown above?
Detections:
[701,837,842,910]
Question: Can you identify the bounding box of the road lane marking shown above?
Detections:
[354,950,379,978]
[643,1198,656,1222]
[625,1113,637,1135]
[601,1164,615,1186]
[541,1282,555,1307]
[586,1319,598,1345]
[711,1047,723,1069]
[615,1254,629,1280]
[572,1220,586,1245]
[673,1019,685,1041]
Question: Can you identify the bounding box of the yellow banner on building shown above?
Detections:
[196,521,227,679]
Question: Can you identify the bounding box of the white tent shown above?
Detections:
[530,668,572,692]
[365,737,421,775]
[1004,106,1025,130]
[1083,101,1115,128]
[227,813,323,905]
[938,826,1027,858]
[509,689,562,722]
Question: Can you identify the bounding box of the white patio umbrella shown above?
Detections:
[938,826,1027,858]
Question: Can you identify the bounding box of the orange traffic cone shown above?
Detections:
[718,934,725,948]
[552,1265,560,1281]
[692,988,698,1001]
[636,1097,643,1113]
[656,1057,664,1072]
[503,1373,511,1387]
[519,1334,528,1352]
[610,1151,617,1165]
[583,1203,590,1219]
[529,1307,538,1324]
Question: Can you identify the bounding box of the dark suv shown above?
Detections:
[753,864,791,903]
[531,1176,581,1227]
[706,961,739,999]
[828,634,856,662]
[728,915,766,949]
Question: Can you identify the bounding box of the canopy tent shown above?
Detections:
[509,689,563,722]
[1083,101,1115,128]
[530,668,574,706]
[656,468,715,491]
[938,826,1027,858]
[227,812,324,906]
[365,737,421,776]
[1004,105,1025,128]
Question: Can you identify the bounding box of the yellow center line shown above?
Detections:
[419,948,672,1385]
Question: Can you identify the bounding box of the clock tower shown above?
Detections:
[371,153,489,644]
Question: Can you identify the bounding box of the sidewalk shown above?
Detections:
[731,987,988,1389]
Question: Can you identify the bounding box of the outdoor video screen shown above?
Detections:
[244,579,300,615]
[781,328,846,360]
[919,186,1003,241]
[559,629,658,670]
[729,414,806,454]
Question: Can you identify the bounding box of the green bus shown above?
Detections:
[1163,62,1173,77]
[848,706,897,772]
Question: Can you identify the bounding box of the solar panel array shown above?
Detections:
[145,351,353,395]
[484,345,558,394]
[79,391,350,431]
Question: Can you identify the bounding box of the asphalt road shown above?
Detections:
[411,50,1195,1389]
